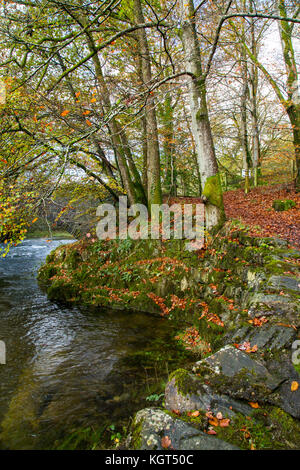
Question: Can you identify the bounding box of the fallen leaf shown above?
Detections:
[161,436,171,449]
[219,418,230,428]
[208,417,219,427]
[249,402,260,409]
[291,381,299,392]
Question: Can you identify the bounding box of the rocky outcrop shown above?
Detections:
[129,345,300,450]
[129,408,240,450]
[38,221,300,449]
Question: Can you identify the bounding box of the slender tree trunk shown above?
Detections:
[161,93,177,196]
[249,5,261,186]
[134,0,162,206]
[277,0,300,190]
[183,105,202,193]
[136,52,148,192]
[180,0,225,229]
[240,40,252,194]
[287,105,300,191]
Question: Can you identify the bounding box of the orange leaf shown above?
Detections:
[61,110,70,117]
[86,119,92,126]
[219,418,230,428]
[249,402,260,409]
[207,429,217,435]
[188,410,200,418]
[161,436,171,449]
[291,381,299,392]
[208,417,219,427]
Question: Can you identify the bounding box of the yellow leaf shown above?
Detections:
[291,381,299,392]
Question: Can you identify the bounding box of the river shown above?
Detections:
[0,239,190,449]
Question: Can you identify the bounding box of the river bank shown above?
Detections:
[38,221,300,450]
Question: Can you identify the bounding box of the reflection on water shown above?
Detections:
[0,239,187,449]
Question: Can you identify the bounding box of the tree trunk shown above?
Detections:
[277,0,300,190]
[249,4,261,186]
[240,37,252,194]
[180,0,225,229]
[134,0,162,206]
[287,105,300,191]
[161,93,177,196]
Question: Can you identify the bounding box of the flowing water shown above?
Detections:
[0,239,190,449]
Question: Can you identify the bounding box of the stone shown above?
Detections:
[277,380,300,419]
[165,374,252,418]
[248,293,299,325]
[230,325,296,352]
[131,408,240,450]
[193,346,282,391]
[267,276,300,294]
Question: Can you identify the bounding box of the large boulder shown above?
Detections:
[164,345,300,423]
[130,408,240,450]
[165,368,252,418]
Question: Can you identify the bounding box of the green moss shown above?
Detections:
[293,363,300,375]
[168,409,206,430]
[272,199,296,211]
[26,230,75,240]
[38,264,57,281]
[264,259,294,275]
[130,417,143,450]
[169,368,204,397]
[202,173,224,209]
[0,368,41,450]
[64,249,81,269]
[215,412,274,450]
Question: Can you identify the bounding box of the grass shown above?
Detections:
[26,230,75,240]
